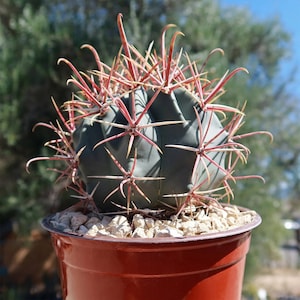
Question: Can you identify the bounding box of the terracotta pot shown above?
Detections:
[42,206,261,300]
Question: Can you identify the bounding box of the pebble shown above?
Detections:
[70,213,88,230]
[50,205,256,239]
[154,227,183,238]
[85,217,101,229]
[132,227,148,238]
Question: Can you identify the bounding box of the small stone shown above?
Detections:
[78,225,88,235]
[85,217,101,229]
[182,205,197,214]
[101,216,112,227]
[237,213,252,225]
[132,214,146,229]
[59,214,71,226]
[108,215,131,237]
[145,218,155,229]
[85,224,112,237]
[145,228,155,238]
[154,226,183,238]
[181,220,198,235]
[198,222,210,233]
[211,217,226,231]
[85,224,100,237]
[97,229,113,237]
[209,212,219,220]
[216,207,228,219]
[70,213,88,230]
[195,209,206,220]
[109,215,129,226]
[132,227,147,238]
[227,216,236,226]
[224,206,240,217]
[50,220,68,231]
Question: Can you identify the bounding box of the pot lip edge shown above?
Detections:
[40,204,262,244]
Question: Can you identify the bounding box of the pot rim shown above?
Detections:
[41,204,261,244]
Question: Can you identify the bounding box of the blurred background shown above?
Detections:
[0,0,299,299]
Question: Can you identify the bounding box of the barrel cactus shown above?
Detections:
[27,14,269,214]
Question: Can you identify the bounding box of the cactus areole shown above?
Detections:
[27,14,270,215]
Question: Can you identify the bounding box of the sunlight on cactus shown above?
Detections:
[27,14,272,214]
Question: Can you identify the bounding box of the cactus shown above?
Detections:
[27,14,270,214]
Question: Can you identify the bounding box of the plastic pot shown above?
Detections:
[42,206,261,300]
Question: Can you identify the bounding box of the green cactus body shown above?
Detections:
[27,14,268,214]
[73,86,228,212]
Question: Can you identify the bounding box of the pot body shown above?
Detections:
[42,208,261,300]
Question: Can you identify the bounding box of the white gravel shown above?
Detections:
[49,205,257,238]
